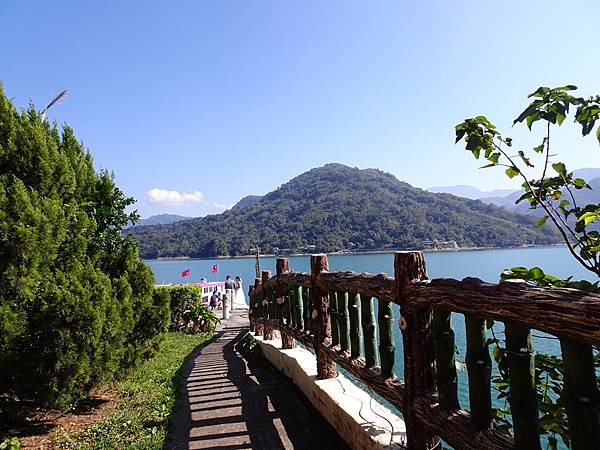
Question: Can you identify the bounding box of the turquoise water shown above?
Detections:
[147,246,593,447]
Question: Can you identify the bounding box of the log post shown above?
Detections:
[395,251,440,450]
[349,292,362,359]
[560,337,600,450]
[277,258,295,349]
[338,292,350,353]
[361,296,377,368]
[311,254,337,379]
[262,270,273,340]
[378,298,395,378]
[464,315,492,431]
[505,324,540,450]
[432,309,460,410]
[254,278,263,337]
[330,290,340,347]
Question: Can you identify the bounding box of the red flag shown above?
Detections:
[181,268,190,277]
[211,264,219,273]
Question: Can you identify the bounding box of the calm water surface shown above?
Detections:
[146,246,592,447]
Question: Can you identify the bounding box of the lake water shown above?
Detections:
[147,246,593,447]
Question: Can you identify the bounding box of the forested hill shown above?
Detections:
[127,163,561,259]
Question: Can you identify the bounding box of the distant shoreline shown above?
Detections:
[147,244,566,262]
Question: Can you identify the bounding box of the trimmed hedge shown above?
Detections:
[0,87,168,408]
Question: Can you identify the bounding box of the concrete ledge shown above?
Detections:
[250,333,407,450]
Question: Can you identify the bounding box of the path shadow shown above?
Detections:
[166,318,348,450]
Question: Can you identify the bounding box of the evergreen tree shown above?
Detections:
[0,86,168,407]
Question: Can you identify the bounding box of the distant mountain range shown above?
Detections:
[126,163,560,259]
[428,168,600,215]
[129,214,192,228]
[427,185,518,200]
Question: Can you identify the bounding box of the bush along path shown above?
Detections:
[167,310,348,450]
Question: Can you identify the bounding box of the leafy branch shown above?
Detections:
[455,86,600,277]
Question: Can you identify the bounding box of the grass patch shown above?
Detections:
[55,332,213,449]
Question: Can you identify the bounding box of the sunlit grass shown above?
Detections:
[56,332,213,449]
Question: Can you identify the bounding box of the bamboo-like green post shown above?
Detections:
[296,286,304,332]
[378,299,395,378]
[289,289,296,329]
[432,309,460,410]
[338,292,350,352]
[465,315,492,431]
[361,296,377,368]
[505,324,540,450]
[349,293,362,358]
[307,288,315,336]
[303,287,310,334]
[330,290,340,347]
[560,337,600,450]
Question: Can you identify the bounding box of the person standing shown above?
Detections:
[233,276,248,309]
[224,275,236,314]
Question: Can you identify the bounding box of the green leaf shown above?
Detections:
[536,216,548,227]
[526,111,542,130]
[527,267,545,280]
[492,345,503,363]
[505,167,519,179]
[573,178,587,188]
[533,143,544,153]
[556,85,577,91]
[552,162,567,178]
[596,125,600,144]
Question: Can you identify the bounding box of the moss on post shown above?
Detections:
[361,296,377,368]
[296,286,304,332]
[505,324,540,450]
[349,293,362,359]
[432,309,460,410]
[378,299,395,378]
[330,290,340,347]
[464,315,492,431]
[338,292,350,353]
[560,337,600,450]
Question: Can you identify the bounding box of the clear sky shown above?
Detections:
[2,1,600,218]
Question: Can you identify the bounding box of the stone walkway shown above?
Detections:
[167,311,348,450]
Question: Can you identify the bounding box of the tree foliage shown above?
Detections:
[128,164,560,258]
[456,85,600,449]
[0,86,166,408]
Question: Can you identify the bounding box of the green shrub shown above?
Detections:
[0,86,166,408]
[155,285,219,334]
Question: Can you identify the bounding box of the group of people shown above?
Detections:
[209,275,248,311]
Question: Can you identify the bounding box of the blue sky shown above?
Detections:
[2,1,600,218]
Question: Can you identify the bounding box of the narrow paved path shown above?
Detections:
[168,311,348,450]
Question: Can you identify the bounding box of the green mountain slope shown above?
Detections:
[127,164,561,258]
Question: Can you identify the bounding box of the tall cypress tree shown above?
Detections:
[0,86,168,407]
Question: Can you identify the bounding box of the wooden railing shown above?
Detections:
[248,252,600,450]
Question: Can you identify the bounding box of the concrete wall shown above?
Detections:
[251,333,407,450]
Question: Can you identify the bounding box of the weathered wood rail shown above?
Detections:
[248,252,600,450]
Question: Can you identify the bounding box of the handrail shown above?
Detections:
[248,252,600,450]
